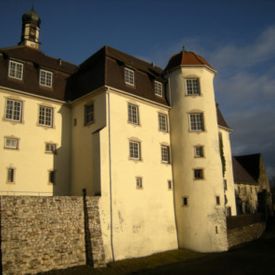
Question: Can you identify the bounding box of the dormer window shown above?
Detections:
[8,60,23,80]
[124,67,135,86]
[154,81,163,97]
[186,78,200,96]
[39,69,53,88]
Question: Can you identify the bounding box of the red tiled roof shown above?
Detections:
[165,50,214,72]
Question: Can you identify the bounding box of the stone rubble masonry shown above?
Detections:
[227,222,266,248]
[0,196,106,274]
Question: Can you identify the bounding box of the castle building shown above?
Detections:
[1,9,241,261]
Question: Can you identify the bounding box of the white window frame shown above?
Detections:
[154,80,163,97]
[189,113,204,131]
[84,103,94,125]
[128,103,139,125]
[186,78,200,96]
[194,145,204,158]
[45,143,57,154]
[39,69,53,88]
[39,105,53,127]
[8,60,23,80]
[124,67,135,86]
[129,140,141,160]
[5,99,23,122]
[194,168,204,180]
[161,145,170,164]
[4,137,19,150]
[136,177,143,189]
[158,113,168,132]
[7,167,15,183]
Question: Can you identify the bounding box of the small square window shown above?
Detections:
[5,99,23,122]
[49,170,56,184]
[158,113,168,132]
[186,78,200,95]
[7,168,15,183]
[161,145,170,163]
[4,137,19,149]
[194,169,204,180]
[216,196,221,205]
[129,140,141,160]
[154,81,163,97]
[182,197,188,206]
[45,143,57,154]
[8,60,23,80]
[168,180,172,190]
[39,69,53,88]
[194,146,204,158]
[84,104,94,125]
[39,105,53,127]
[136,177,143,189]
[189,113,204,131]
[124,67,135,86]
[128,103,139,125]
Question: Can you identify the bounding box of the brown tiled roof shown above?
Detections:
[0,46,77,101]
[69,46,168,105]
[216,104,230,129]
[233,157,258,185]
[234,154,261,182]
[165,50,214,72]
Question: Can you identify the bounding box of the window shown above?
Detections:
[84,104,94,125]
[128,103,139,125]
[216,196,221,205]
[7,168,15,183]
[224,179,227,191]
[129,140,141,160]
[124,67,135,86]
[8,60,23,80]
[45,143,57,154]
[39,106,53,127]
[168,180,172,190]
[39,69,53,88]
[5,99,23,122]
[189,113,204,131]
[136,177,143,189]
[154,81,163,97]
[158,113,168,132]
[194,169,204,180]
[182,197,188,206]
[49,170,56,184]
[226,207,232,217]
[186,78,200,95]
[194,146,204,157]
[161,145,170,163]
[4,137,19,149]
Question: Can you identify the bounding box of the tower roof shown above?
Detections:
[165,50,214,72]
[22,8,41,26]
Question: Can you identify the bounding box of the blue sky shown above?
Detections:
[1,0,275,179]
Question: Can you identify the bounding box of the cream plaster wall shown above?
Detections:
[105,88,178,261]
[168,67,228,252]
[219,128,237,216]
[0,88,71,195]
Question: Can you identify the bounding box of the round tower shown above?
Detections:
[19,8,41,49]
[166,49,228,252]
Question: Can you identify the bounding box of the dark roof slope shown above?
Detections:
[216,104,230,129]
[234,154,261,182]
[69,46,168,105]
[0,46,77,101]
[233,157,257,184]
[165,50,214,72]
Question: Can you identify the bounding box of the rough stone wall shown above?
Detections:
[0,196,105,274]
[227,222,265,248]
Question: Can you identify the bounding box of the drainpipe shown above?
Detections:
[107,90,115,261]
